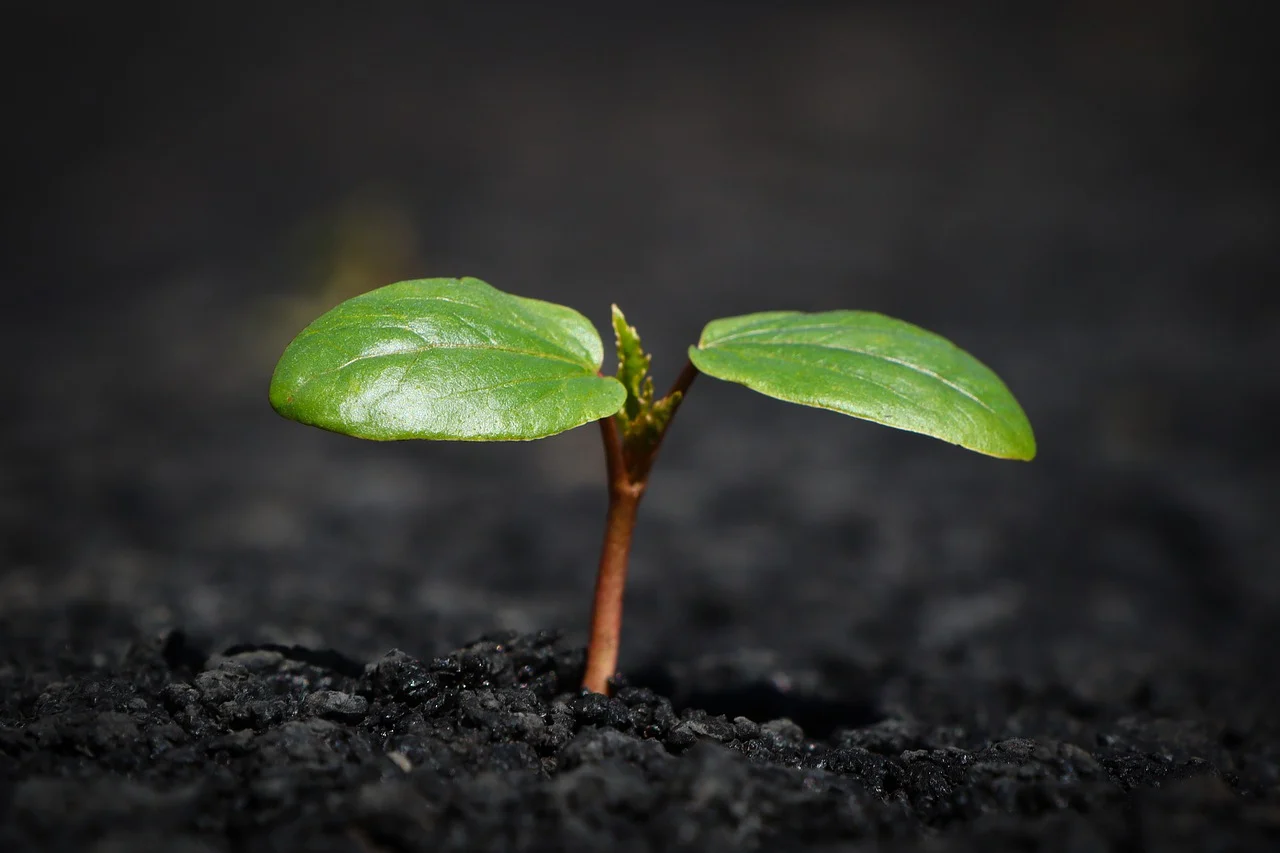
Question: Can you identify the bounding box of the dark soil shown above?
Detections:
[4,4,1279,851]
[3,623,1278,853]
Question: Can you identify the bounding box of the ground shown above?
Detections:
[2,5,1277,851]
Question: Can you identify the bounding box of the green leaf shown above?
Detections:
[609,305,683,467]
[689,311,1036,460]
[270,277,626,441]
[611,305,652,420]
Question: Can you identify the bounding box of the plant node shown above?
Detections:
[610,306,687,484]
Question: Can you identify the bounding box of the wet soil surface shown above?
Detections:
[4,4,1279,851]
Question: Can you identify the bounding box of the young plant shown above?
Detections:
[269,277,1035,694]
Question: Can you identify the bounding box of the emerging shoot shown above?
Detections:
[269,277,1035,695]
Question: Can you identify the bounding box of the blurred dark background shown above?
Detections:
[3,3,1277,714]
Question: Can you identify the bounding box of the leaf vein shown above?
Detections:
[730,348,921,409]
[309,342,586,380]
[724,342,999,419]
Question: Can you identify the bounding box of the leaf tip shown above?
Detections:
[987,421,1037,461]
[611,305,634,344]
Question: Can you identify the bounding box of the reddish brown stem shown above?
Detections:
[582,360,698,695]
[582,417,644,695]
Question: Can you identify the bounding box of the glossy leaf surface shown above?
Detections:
[690,311,1036,459]
[270,278,626,440]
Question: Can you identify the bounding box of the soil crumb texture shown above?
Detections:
[2,626,1277,852]
[4,4,1279,851]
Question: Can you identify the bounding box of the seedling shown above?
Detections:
[269,277,1035,694]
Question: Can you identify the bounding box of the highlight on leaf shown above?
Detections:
[269,275,1036,695]
[689,310,1035,460]
[269,277,626,441]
